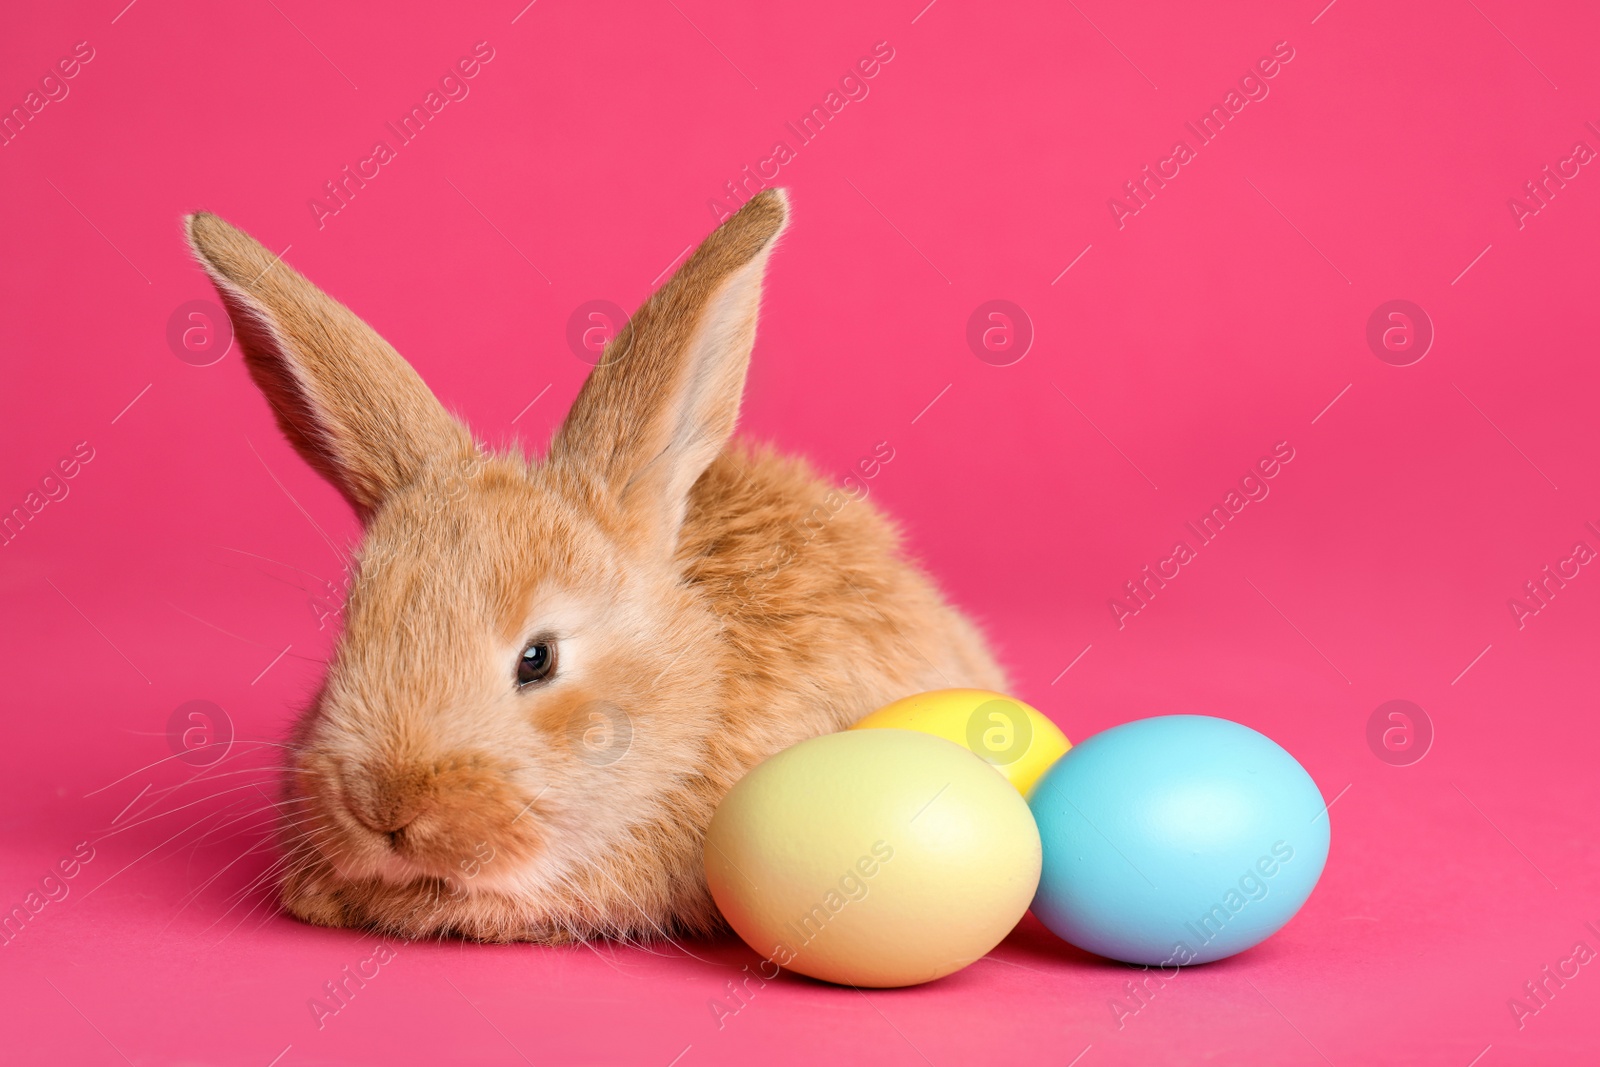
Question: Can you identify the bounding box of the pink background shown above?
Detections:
[3,0,1598,1063]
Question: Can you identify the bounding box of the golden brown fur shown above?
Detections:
[185,190,1005,942]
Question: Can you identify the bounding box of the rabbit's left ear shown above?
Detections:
[185,212,475,521]
[551,189,789,556]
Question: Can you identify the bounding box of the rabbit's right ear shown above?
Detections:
[184,212,475,521]
[551,189,789,557]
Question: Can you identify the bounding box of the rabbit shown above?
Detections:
[184,188,1007,943]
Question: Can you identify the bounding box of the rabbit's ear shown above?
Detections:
[184,212,475,520]
[552,189,789,555]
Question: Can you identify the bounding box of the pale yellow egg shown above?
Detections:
[850,688,1071,794]
[704,728,1042,988]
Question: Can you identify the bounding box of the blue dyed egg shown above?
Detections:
[1029,715,1329,965]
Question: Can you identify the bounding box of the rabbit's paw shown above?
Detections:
[280,875,367,930]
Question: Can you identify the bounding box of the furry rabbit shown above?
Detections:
[185,189,1006,942]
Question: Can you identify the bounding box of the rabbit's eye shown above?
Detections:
[516,639,557,688]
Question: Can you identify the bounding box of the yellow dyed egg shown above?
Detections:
[704,729,1041,988]
[851,688,1071,795]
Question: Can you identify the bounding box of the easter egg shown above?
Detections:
[705,728,1042,987]
[1029,715,1329,966]
[850,688,1071,794]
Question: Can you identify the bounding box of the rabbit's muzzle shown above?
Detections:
[315,752,545,887]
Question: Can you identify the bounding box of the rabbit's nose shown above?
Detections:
[343,765,433,837]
